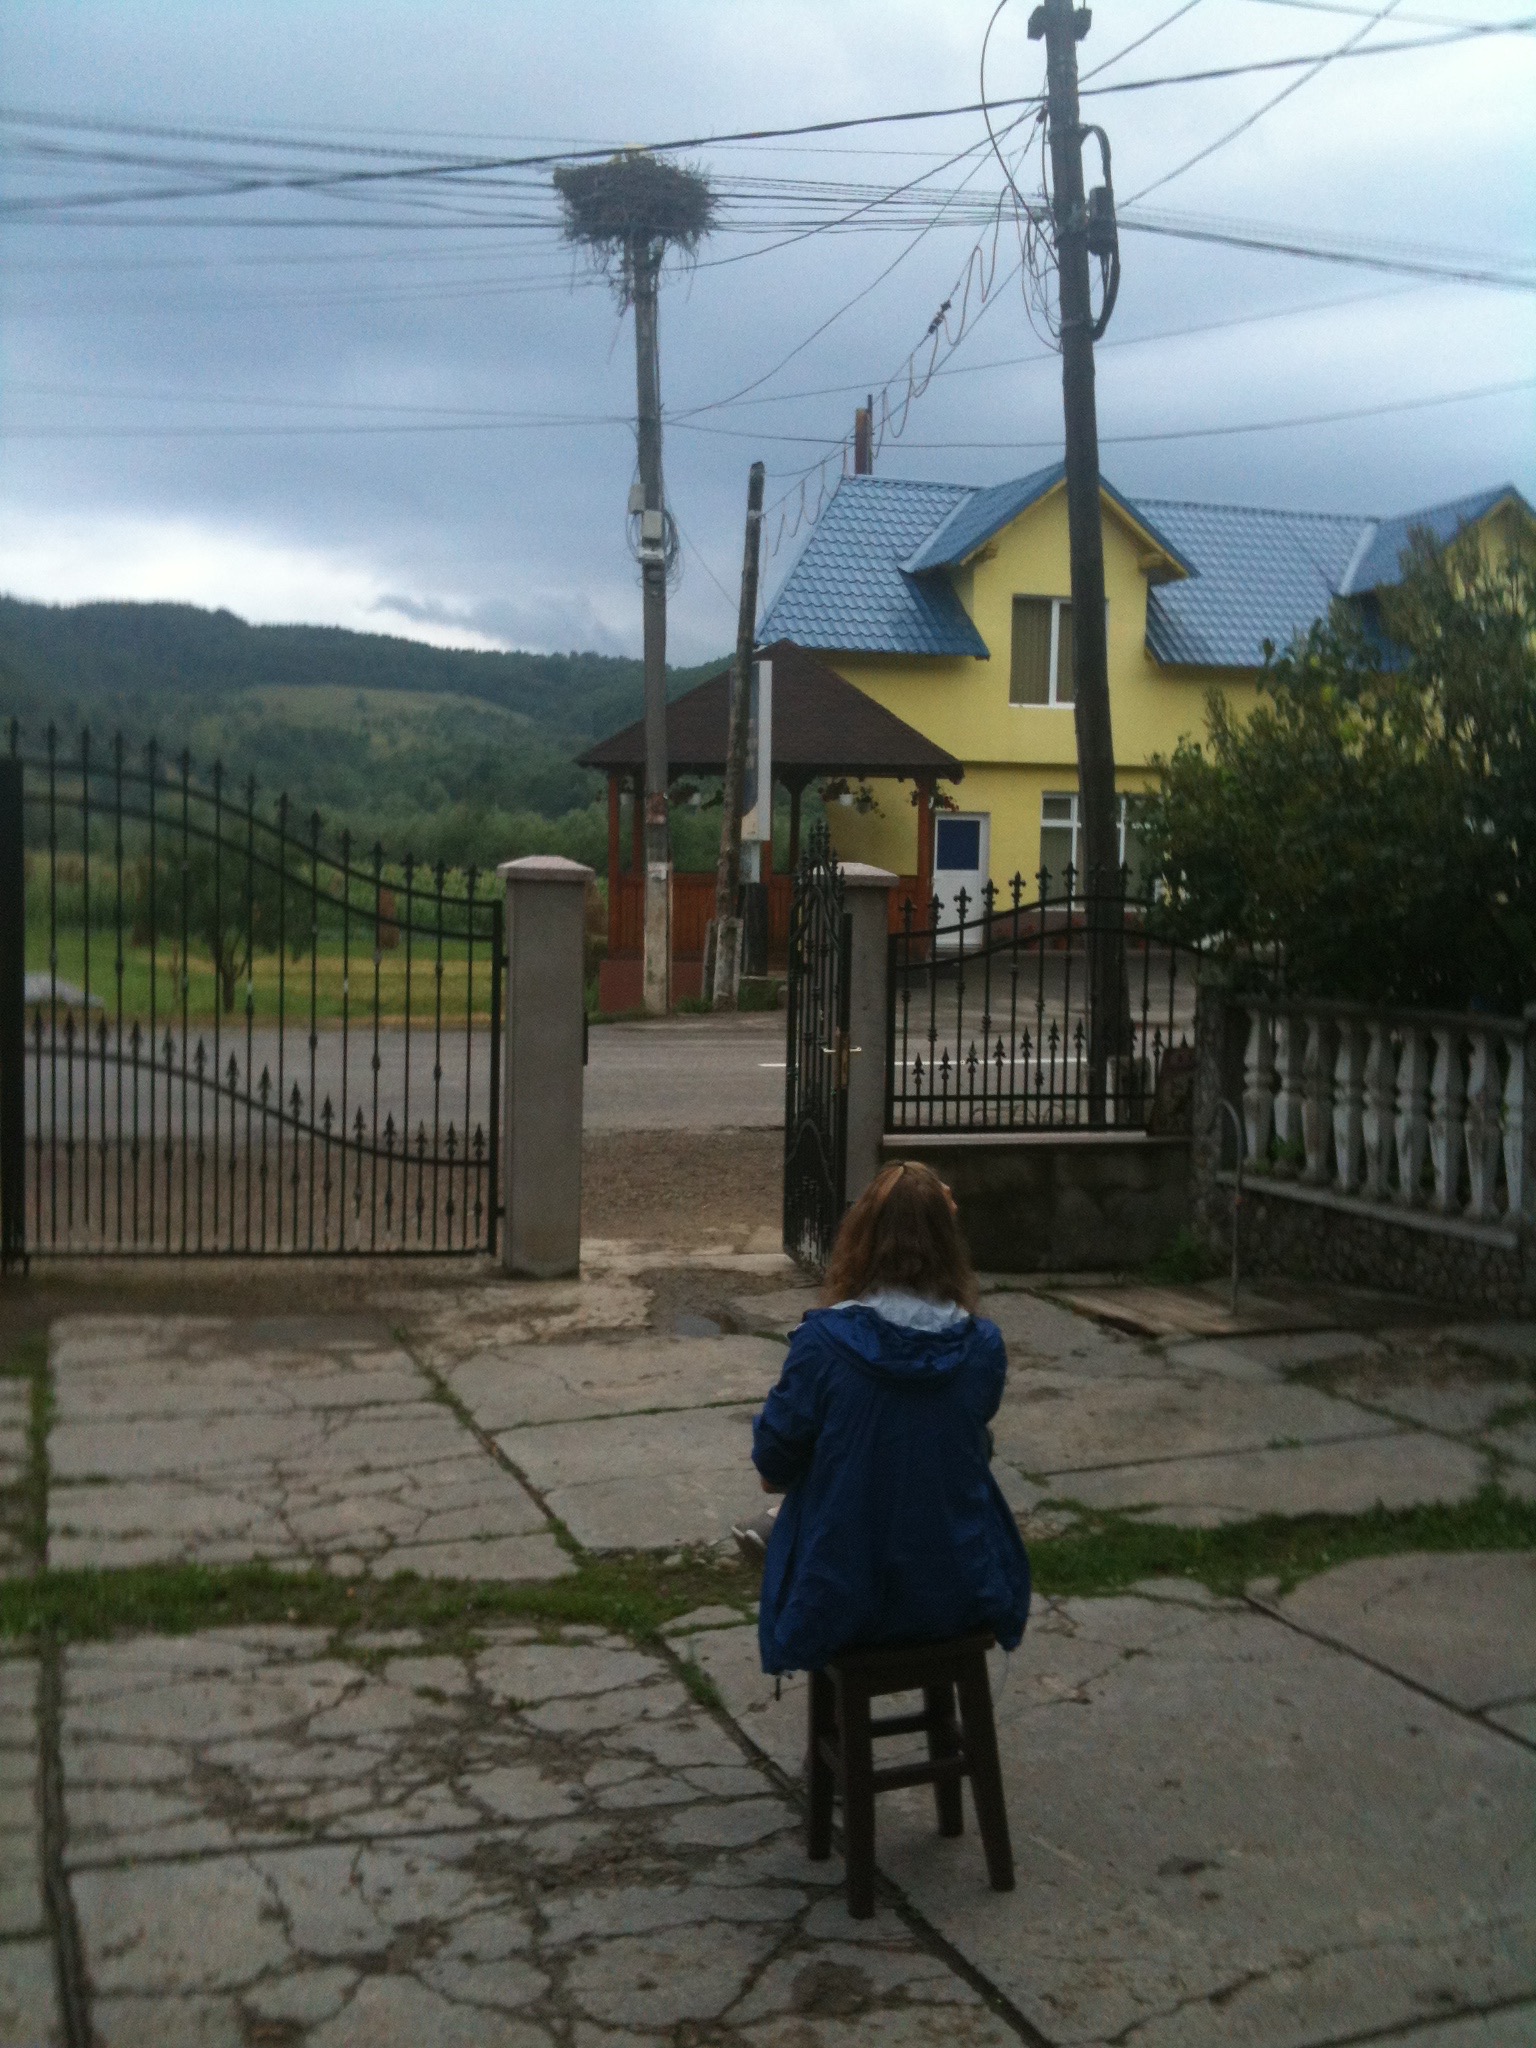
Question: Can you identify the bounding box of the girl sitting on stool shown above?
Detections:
[751,1160,1030,1677]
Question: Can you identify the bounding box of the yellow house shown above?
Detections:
[758,467,1532,917]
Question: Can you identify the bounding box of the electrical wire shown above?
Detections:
[669,373,1536,450]
[1127,0,1404,204]
[1082,0,1208,81]
[2,16,1530,223]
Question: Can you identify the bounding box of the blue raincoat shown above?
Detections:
[752,1297,1031,1675]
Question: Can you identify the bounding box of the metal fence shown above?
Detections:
[0,727,502,1264]
[885,869,1201,1133]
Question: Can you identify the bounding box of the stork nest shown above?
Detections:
[554,152,715,299]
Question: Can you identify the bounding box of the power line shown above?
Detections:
[699,280,1432,409]
[1081,0,1208,81]
[2,16,1530,222]
[1247,0,1531,26]
[1119,205,1535,290]
[1128,0,1405,205]
[672,373,1536,450]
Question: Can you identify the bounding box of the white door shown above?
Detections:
[932,812,990,936]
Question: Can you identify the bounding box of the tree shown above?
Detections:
[133,838,309,1013]
[1142,528,1535,1012]
[554,150,715,1014]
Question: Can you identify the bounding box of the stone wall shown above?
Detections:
[881,1130,1191,1274]
[1189,980,1535,1314]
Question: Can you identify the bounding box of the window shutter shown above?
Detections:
[1010,598,1052,704]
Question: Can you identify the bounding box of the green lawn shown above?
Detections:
[27,926,497,1029]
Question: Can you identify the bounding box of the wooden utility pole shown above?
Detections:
[1032,0,1124,1120]
[711,460,766,1009]
[631,238,671,1016]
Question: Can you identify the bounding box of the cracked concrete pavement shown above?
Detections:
[1,1247,1534,2043]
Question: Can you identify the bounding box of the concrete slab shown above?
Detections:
[47,1315,566,1580]
[63,1625,1017,2047]
[0,1375,30,1484]
[1488,1701,1536,1743]
[983,1291,1155,1375]
[1272,1552,1536,1711]
[1047,1282,1303,1340]
[728,1285,821,1337]
[447,1334,784,1431]
[697,1585,1536,2048]
[0,1937,61,2047]
[1054,1430,1489,1525]
[1444,1323,1536,1369]
[0,1657,43,1942]
[500,1404,760,1551]
[993,1367,1395,1478]
[1334,1376,1534,1439]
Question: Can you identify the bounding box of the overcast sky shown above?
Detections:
[1,0,1532,665]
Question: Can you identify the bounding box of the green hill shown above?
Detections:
[0,595,726,869]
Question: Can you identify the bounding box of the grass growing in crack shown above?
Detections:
[1029,1485,1536,1601]
[3,1488,1531,1649]
[0,1548,760,1650]
[675,1656,726,1713]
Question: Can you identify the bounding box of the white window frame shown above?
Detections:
[1039,791,1137,883]
[1044,598,1071,708]
[1010,596,1107,709]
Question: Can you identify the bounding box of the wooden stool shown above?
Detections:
[806,1630,1014,1919]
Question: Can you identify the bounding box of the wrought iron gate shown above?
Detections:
[782,824,851,1270]
[0,727,502,1264]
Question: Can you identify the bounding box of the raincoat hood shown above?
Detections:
[811,1303,975,1389]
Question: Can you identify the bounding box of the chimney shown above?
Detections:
[853,395,873,475]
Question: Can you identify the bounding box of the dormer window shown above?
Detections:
[1010,596,1074,706]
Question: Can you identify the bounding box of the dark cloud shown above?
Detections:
[0,0,1530,661]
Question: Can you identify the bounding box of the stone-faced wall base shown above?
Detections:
[881,1131,1191,1273]
[1218,1177,1533,1316]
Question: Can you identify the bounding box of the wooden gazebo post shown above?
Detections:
[605,774,622,950]
[785,773,806,873]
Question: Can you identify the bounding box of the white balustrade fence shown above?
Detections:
[1237,999,1532,1236]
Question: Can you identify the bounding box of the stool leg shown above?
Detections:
[836,1672,877,1919]
[956,1654,1014,1893]
[923,1681,964,1838]
[807,1669,835,1863]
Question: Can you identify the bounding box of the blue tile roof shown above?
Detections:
[759,472,1529,671]
[1135,498,1362,668]
[902,462,1196,580]
[759,477,988,657]
[902,463,1066,573]
[1337,483,1526,595]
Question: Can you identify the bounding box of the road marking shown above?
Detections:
[759,1061,786,1069]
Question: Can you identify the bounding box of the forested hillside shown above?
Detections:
[0,595,725,868]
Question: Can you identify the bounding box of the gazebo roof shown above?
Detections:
[577,639,963,782]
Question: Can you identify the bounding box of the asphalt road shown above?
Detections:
[24,1010,791,1143]
[584,1013,786,1130]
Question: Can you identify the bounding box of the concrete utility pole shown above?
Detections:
[1031,0,1124,1120]
[631,241,672,1017]
[711,459,766,1009]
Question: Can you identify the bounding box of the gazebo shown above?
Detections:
[578,638,962,1010]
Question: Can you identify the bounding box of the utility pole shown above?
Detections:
[1030,0,1124,1121]
[631,237,672,1017]
[711,460,766,1010]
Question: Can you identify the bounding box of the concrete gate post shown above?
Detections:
[498,855,592,1277]
[840,862,897,1208]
